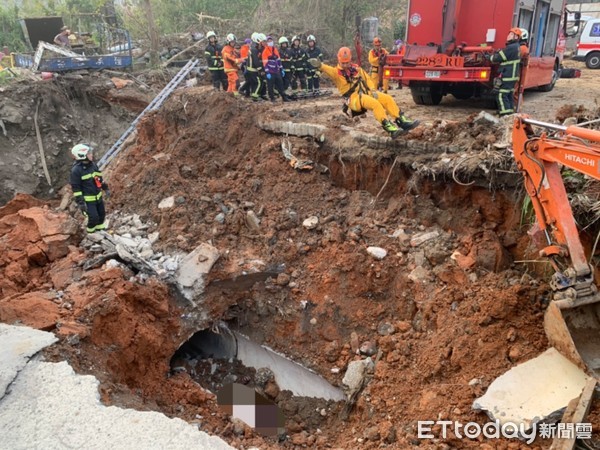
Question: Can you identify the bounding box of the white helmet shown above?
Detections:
[307,34,316,43]
[519,28,529,41]
[257,33,267,43]
[226,33,236,44]
[251,32,261,44]
[292,35,301,43]
[71,143,91,160]
[207,31,216,40]
[278,36,289,45]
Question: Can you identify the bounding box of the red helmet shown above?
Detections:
[373,37,382,46]
[337,47,352,63]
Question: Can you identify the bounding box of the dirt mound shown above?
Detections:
[98,92,551,447]
[0,76,148,205]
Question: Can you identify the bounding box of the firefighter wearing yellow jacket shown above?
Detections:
[368,37,389,93]
[309,47,419,139]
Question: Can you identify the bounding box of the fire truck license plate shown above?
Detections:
[425,70,441,78]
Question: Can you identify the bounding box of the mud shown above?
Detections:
[1,60,599,449]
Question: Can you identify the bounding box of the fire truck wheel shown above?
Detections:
[410,87,442,105]
[538,65,560,92]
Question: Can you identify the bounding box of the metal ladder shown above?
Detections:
[98,58,200,169]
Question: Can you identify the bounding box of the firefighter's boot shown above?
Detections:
[395,114,420,131]
[381,119,403,139]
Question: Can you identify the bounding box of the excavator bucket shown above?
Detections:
[545,298,600,378]
[512,115,600,379]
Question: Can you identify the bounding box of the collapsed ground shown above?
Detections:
[1,61,599,449]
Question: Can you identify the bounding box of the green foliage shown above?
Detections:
[0,5,27,52]
[520,194,535,226]
[394,18,406,41]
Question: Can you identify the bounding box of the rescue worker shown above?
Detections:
[222,33,245,97]
[392,39,406,58]
[262,36,289,102]
[239,38,252,97]
[305,35,323,92]
[204,31,228,91]
[515,28,530,112]
[279,37,294,92]
[70,144,110,234]
[290,35,308,92]
[309,47,420,139]
[368,37,389,93]
[489,27,522,116]
[247,33,266,101]
[54,26,71,48]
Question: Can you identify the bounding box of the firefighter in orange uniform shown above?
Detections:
[222,33,245,96]
[368,37,389,93]
[309,47,420,139]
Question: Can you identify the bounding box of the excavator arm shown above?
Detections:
[513,116,600,377]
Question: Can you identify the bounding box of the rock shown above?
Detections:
[468,378,481,386]
[451,251,476,270]
[474,110,500,126]
[148,232,159,244]
[264,380,280,399]
[291,432,308,446]
[245,210,260,232]
[365,426,380,441]
[231,418,245,435]
[115,235,138,249]
[175,196,186,205]
[410,230,440,247]
[350,332,360,353]
[408,266,432,283]
[302,216,319,230]
[359,341,377,356]
[310,317,317,325]
[175,243,220,301]
[214,213,225,224]
[377,322,395,336]
[396,321,412,333]
[274,273,290,286]
[158,196,175,209]
[342,360,369,395]
[255,367,275,387]
[366,246,387,260]
[0,291,60,331]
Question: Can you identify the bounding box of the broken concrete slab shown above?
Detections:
[0,323,57,397]
[176,243,220,300]
[0,359,232,449]
[473,347,590,428]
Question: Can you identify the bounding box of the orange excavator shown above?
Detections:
[512,116,600,377]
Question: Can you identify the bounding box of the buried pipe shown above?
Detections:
[173,325,344,402]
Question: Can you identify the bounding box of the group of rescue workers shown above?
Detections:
[204,32,326,102]
[69,26,529,234]
[204,31,419,139]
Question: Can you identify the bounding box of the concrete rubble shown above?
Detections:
[473,347,590,428]
[0,324,232,449]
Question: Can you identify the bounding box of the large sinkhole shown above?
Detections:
[171,324,344,402]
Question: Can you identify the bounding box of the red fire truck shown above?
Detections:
[384,0,571,105]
